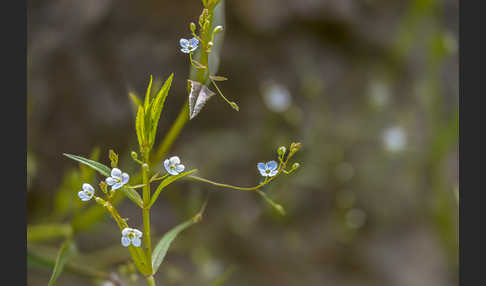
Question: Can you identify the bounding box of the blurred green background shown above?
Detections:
[27,0,458,285]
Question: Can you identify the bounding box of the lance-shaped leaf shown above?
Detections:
[151,211,203,274]
[148,74,174,147]
[136,105,146,149]
[47,238,75,286]
[148,169,198,208]
[144,75,153,111]
[129,92,142,107]
[188,80,215,120]
[63,154,111,177]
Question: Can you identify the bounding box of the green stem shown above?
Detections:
[187,175,274,191]
[146,275,156,286]
[210,78,233,105]
[142,151,152,267]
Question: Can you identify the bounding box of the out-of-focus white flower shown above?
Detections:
[262,82,292,112]
[105,168,129,190]
[383,126,407,152]
[121,227,142,247]
[180,37,199,53]
[164,156,185,175]
[257,160,279,177]
[78,183,95,201]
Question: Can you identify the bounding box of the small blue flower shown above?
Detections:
[164,156,185,175]
[105,168,129,190]
[257,160,279,177]
[121,227,142,247]
[78,183,95,201]
[180,37,199,53]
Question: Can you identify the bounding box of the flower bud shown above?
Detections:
[99,181,108,194]
[278,146,287,156]
[95,197,106,205]
[190,22,196,33]
[292,162,300,169]
[290,142,302,153]
[229,101,240,111]
[130,151,138,159]
[213,25,224,34]
[142,163,149,170]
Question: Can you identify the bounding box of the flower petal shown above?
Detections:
[112,182,123,190]
[170,156,181,165]
[164,158,171,170]
[122,228,132,236]
[111,168,122,179]
[105,177,116,186]
[121,236,131,247]
[181,48,190,54]
[78,191,88,201]
[131,237,141,247]
[133,229,142,237]
[82,183,94,192]
[189,37,199,47]
[268,169,278,177]
[175,164,185,173]
[167,168,180,176]
[179,38,189,48]
[267,160,278,170]
[257,162,267,173]
[121,173,129,185]
[266,161,278,171]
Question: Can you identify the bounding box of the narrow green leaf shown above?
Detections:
[120,186,144,208]
[129,92,142,107]
[27,224,73,242]
[149,73,174,147]
[144,75,153,110]
[148,169,198,208]
[209,75,228,81]
[192,59,207,69]
[151,216,199,274]
[79,147,101,181]
[63,154,111,177]
[136,106,146,148]
[47,238,75,286]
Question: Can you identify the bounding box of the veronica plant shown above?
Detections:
[55,0,301,285]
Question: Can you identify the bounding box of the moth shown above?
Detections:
[187,80,215,120]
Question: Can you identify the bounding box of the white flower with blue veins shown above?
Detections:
[257,160,279,177]
[180,37,199,53]
[121,227,142,247]
[164,156,185,175]
[78,183,95,201]
[105,168,129,190]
